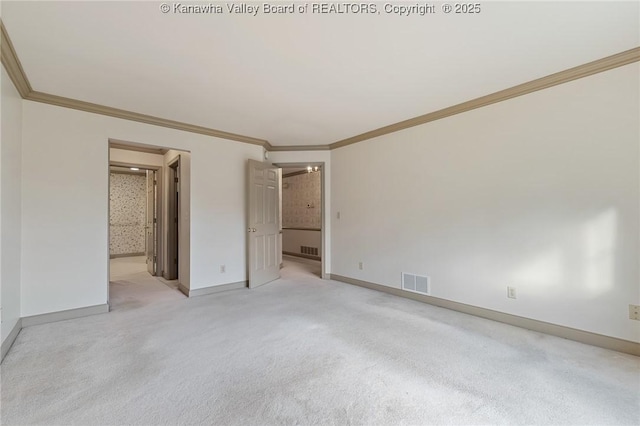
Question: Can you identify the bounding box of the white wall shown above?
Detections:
[269,151,331,275]
[21,101,262,317]
[331,63,640,343]
[1,66,23,344]
[109,148,164,167]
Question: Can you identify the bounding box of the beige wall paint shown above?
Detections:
[282,229,322,257]
[331,63,640,342]
[1,65,23,345]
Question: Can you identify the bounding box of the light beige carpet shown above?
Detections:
[1,259,638,425]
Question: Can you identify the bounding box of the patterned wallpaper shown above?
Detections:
[282,171,321,228]
[110,173,146,255]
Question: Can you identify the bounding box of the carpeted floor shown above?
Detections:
[108,256,184,310]
[1,258,639,425]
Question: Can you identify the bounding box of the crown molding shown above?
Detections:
[330,46,640,150]
[2,19,638,153]
[1,20,32,97]
[0,18,270,149]
[269,144,330,152]
[26,90,270,147]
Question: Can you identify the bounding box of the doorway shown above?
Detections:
[275,163,325,279]
[109,163,162,272]
[107,141,191,307]
[108,161,184,309]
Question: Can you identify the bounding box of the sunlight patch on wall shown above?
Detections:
[512,247,565,291]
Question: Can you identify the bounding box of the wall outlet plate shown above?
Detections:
[220,265,225,273]
[507,286,517,299]
[358,262,363,270]
[629,304,640,321]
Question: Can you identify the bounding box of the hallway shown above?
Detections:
[109,256,184,311]
[280,255,321,280]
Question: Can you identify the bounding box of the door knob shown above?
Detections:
[252,228,257,232]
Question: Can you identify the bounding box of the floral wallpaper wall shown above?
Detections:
[282,171,321,228]
[110,173,146,256]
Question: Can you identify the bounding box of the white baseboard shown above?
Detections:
[179,280,247,297]
[22,304,110,328]
[329,274,640,357]
[1,318,23,363]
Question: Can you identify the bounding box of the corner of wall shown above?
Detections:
[1,63,23,349]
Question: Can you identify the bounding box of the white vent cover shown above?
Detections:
[402,272,430,295]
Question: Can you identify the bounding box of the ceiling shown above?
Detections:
[2,1,638,147]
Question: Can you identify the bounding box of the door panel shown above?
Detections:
[267,234,277,267]
[255,183,264,224]
[248,160,281,288]
[266,184,276,224]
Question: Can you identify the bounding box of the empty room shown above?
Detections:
[1,1,639,425]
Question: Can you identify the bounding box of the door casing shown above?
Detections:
[165,157,180,280]
[146,169,158,275]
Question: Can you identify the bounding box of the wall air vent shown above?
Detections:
[300,246,319,256]
[402,272,430,295]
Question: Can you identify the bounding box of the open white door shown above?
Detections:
[247,160,281,288]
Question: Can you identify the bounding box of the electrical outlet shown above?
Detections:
[220,265,226,273]
[507,286,517,299]
[337,211,341,219]
[358,262,363,270]
[630,304,640,321]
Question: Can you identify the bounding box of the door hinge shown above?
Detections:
[153,218,157,224]
[174,177,179,183]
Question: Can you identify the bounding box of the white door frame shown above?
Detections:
[273,162,327,279]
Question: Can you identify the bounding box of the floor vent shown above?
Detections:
[300,246,319,256]
[402,273,430,295]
